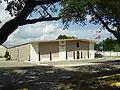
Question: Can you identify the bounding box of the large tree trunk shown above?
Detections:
[0,2,35,45]
[0,18,20,45]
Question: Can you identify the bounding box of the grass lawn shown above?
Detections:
[58,73,120,90]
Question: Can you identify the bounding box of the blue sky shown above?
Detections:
[0,0,114,47]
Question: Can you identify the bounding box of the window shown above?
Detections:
[61,41,64,44]
[76,42,79,47]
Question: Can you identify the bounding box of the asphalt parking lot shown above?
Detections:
[0,58,120,90]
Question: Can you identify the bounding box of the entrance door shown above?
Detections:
[77,51,80,59]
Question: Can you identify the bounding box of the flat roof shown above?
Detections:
[8,39,95,49]
[31,39,95,43]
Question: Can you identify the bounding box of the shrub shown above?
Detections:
[4,51,11,60]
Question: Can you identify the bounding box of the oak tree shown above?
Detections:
[60,0,120,41]
[0,0,61,45]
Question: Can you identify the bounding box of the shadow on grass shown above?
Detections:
[0,60,120,90]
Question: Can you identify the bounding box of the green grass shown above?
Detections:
[89,74,120,86]
[58,73,120,90]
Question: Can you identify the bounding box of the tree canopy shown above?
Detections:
[95,37,120,51]
[0,0,61,45]
[56,35,77,40]
[60,0,120,41]
[1,0,120,45]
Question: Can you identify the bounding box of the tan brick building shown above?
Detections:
[8,39,95,62]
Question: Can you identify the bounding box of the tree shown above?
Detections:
[0,0,61,45]
[60,0,120,41]
[102,37,116,51]
[113,44,120,52]
[56,35,77,39]
[95,37,120,51]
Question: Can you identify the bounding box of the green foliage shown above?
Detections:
[95,37,120,51]
[113,44,120,52]
[56,35,77,40]
[60,0,120,40]
[103,37,115,51]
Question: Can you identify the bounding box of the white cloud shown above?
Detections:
[3,21,113,47]
[3,22,69,47]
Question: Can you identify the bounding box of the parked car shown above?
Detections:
[95,53,104,58]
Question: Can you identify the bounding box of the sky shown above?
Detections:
[0,0,114,47]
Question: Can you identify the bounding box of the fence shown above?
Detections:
[97,51,120,57]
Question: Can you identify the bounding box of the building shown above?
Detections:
[0,45,7,58]
[8,39,95,62]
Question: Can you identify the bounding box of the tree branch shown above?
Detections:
[21,17,61,25]
[27,0,61,5]
[91,8,115,33]
[114,16,120,30]
[41,5,52,17]
[0,0,61,45]
[91,8,120,40]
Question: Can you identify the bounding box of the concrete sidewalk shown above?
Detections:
[38,58,120,67]
[0,58,119,67]
[0,60,39,67]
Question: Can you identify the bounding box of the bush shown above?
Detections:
[4,51,11,60]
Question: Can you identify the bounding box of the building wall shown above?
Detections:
[89,43,95,59]
[59,41,66,60]
[66,40,89,60]
[0,46,6,57]
[9,44,30,61]
[30,40,92,62]
[39,42,59,61]
[30,43,39,62]
[9,47,18,60]
[18,44,30,61]
[8,39,95,62]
